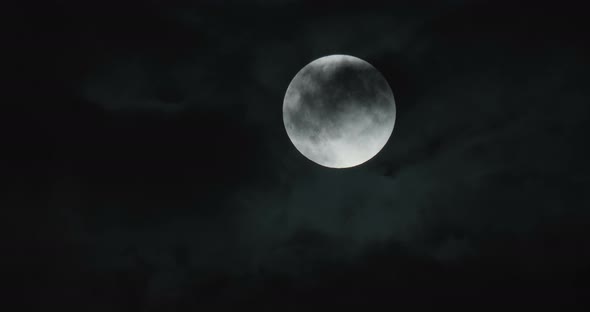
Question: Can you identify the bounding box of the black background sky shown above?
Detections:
[7,0,590,310]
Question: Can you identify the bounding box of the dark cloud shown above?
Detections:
[10,0,590,310]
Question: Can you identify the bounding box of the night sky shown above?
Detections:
[8,0,590,310]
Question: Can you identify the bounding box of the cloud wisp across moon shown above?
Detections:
[283,55,396,168]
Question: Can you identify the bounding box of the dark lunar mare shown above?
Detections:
[285,57,394,143]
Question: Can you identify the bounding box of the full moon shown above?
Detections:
[283,55,396,168]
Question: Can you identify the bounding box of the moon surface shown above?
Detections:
[283,55,396,168]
